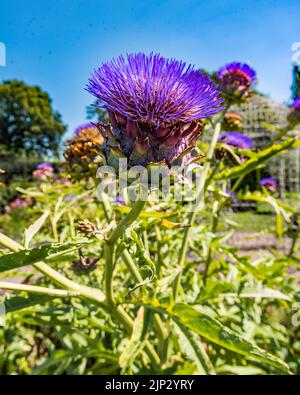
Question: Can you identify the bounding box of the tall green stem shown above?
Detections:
[108,198,146,247]
[101,193,162,368]
[172,210,196,299]
[104,197,146,305]
[0,281,78,297]
[172,107,229,300]
[203,174,245,284]
[104,243,114,306]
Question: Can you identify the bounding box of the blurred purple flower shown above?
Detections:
[36,162,54,171]
[217,62,256,100]
[292,98,300,109]
[4,197,33,213]
[114,195,125,206]
[65,194,76,201]
[60,178,72,186]
[260,177,277,193]
[226,189,238,204]
[33,162,54,180]
[218,132,253,149]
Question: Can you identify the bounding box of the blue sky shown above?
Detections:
[0,0,299,137]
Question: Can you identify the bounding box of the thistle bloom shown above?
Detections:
[260,177,277,193]
[218,132,253,149]
[87,53,223,166]
[287,97,300,125]
[33,162,54,180]
[217,62,256,101]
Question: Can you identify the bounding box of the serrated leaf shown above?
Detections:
[24,210,50,248]
[217,365,266,375]
[159,219,190,229]
[3,294,56,313]
[173,321,215,375]
[129,230,156,279]
[116,205,176,218]
[218,288,291,301]
[170,303,290,373]
[119,306,147,369]
[0,240,92,272]
[216,139,294,180]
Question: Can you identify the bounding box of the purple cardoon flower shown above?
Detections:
[217,62,256,101]
[288,97,300,124]
[260,177,277,193]
[218,132,253,149]
[87,53,223,166]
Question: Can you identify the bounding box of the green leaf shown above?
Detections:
[216,139,294,180]
[237,192,292,237]
[220,287,291,301]
[116,205,176,218]
[216,365,266,375]
[173,321,215,375]
[0,240,92,273]
[170,303,290,373]
[24,210,50,248]
[118,306,147,370]
[129,230,156,279]
[3,294,54,313]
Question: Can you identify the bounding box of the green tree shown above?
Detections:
[0,80,66,156]
[86,100,109,123]
[291,64,300,100]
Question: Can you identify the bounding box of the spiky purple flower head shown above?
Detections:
[288,97,300,124]
[87,53,223,126]
[218,132,253,149]
[260,177,277,193]
[217,62,256,101]
[87,53,223,166]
